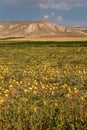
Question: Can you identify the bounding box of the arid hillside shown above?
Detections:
[0,20,87,39]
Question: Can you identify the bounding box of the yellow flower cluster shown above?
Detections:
[0,44,86,112]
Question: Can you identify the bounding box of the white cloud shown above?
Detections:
[3,0,87,10]
[3,0,41,6]
[43,12,87,27]
[55,17,87,27]
[44,14,49,19]
[38,0,87,10]
[56,16,64,22]
[38,1,70,10]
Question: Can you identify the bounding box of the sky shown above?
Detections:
[0,0,87,27]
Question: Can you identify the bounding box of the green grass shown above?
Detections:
[0,41,87,130]
[0,41,87,46]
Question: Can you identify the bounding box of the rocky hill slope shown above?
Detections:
[0,20,87,38]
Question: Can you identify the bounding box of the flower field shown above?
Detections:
[0,41,87,130]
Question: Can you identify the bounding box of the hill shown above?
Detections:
[0,20,87,41]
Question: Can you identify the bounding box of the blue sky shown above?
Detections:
[0,0,87,27]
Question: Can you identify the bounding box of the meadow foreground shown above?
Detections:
[0,41,87,130]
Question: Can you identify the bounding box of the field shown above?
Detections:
[1,36,87,42]
[0,41,87,130]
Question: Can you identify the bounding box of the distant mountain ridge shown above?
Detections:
[0,20,87,38]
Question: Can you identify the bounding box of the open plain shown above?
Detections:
[0,41,87,130]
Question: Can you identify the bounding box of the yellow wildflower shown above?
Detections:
[74,90,78,94]
[29,87,32,90]
[42,84,45,89]
[33,107,37,112]
[0,99,4,104]
[5,94,9,97]
[43,100,47,106]
[52,91,55,95]
[34,86,37,90]
[50,87,52,91]
[74,87,78,94]
[62,84,67,89]
[68,87,71,93]
[74,87,77,91]
[4,89,9,94]
[9,84,13,88]
[33,90,37,95]
[54,103,58,107]
[66,93,71,98]
[24,89,28,93]
[81,96,85,101]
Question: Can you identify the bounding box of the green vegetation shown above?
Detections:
[0,41,87,130]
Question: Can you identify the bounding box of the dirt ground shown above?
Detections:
[1,36,87,42]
